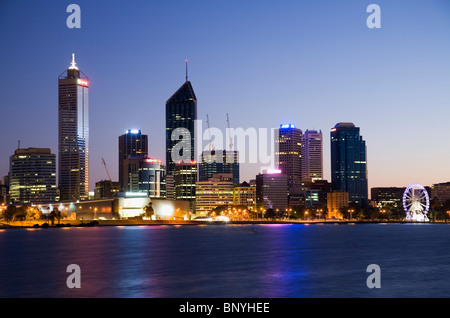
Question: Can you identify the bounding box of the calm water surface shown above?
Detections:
[1,223,450,298]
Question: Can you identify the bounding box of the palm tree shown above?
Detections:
[143,202,154,220]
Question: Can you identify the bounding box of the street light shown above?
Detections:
[348,209,354,220]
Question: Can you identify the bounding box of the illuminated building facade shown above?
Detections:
[122,155,166,198]
[119,129,148,191]
[275,124,302,188]
[327,191,349,219]
[301,129,323,182]
[58,54,89,201]
[431,182,450,204]
[195,173,234,216]
[198,150,239,186]
[256,169,288,211]
[232,181,256,211]
[330,122,368,206]
[173,161,197,211]
[9,148,57,204]
[371,187,405,207]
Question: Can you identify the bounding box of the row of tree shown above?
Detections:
[1,205,68,225]
[205,198,450,221]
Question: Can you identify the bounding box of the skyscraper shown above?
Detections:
[165,70,197,202]
[330,122,368,206]
[198,150,239,186]
[58,54,89,201]
[275,124,302,188]
[119,129,148,191]
[165,79,197,176]
[9,148,57,204]
[301,129,323,182]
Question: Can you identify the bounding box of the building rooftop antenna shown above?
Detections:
[69,53,78,70]
[185,59,188,82]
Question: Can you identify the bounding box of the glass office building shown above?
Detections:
[198,150,239,186]
[122,155,166,198]
[330,122,368,206]
[58,54,89,201]
[165,80,197,176]
[119,129,148,191]
[256,169,288,211]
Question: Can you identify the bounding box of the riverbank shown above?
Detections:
[0,219,444,229]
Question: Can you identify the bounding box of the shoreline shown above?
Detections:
[0,219,447,229]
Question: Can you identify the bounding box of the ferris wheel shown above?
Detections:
[402,184,429,222]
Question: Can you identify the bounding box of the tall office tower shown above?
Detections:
[58,54,89,201]
[173,161,197,211]
[330,122,368,206]
[9,148,57,204]
[256,169,288,212]
[165,73,197,201]
[122,155,166,198]
[275,124,302,188]
[165,79,197,176]
[119,129,148,191]
[198,150,239,186]
[301,129,323,182]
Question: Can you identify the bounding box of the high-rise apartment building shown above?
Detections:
[119,129,148,191]
[301,129,323,182]
[275,124,302,188]
[330,122,368,206]
[58,54,89,201]
[9,148,57,204]
[198,150,239,186]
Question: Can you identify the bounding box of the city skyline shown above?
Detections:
[1,0,450,194]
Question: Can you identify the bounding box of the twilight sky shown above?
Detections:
[1,0,450,194]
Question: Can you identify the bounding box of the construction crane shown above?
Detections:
[207,114,213,152]
[226,113,233,151]
[101,158,112,181]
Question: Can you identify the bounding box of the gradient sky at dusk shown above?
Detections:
[1,0,450,194]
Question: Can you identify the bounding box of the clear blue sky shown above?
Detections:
[1,0,450,192]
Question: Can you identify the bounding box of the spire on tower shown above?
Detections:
[185,59,188,82]
[69,53,79,70]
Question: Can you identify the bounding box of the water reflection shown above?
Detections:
[1,224,450,297]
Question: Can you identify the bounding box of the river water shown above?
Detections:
[1,223,450,298]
